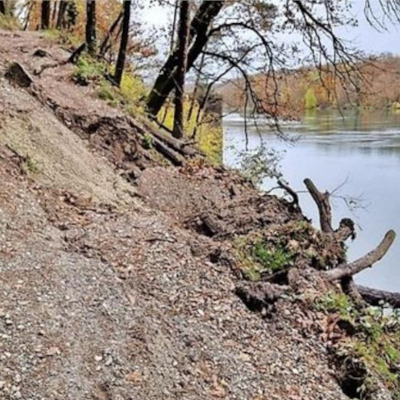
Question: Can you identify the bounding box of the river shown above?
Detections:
[223,109,400,292]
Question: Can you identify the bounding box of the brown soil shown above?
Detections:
[0,30,392,400]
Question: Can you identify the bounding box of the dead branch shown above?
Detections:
[304,178,333,233]
[335,218,356,242]
[326,230,396,281]
[278,179,301,212]
[357,285,400,309]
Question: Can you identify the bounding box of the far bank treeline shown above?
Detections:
[220,55,400,116]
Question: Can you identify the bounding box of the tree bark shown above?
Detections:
[114,0,131,86]
[41,0,51,30]
[326,230,396,281]
[0,1,5,15]
[173,0,190,139]
[146,0,224,116]
[86,0,97,55]
[56,0,67,29]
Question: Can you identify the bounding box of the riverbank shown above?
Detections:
[0,30,399,399]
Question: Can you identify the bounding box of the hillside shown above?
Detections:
[0,30,398,400]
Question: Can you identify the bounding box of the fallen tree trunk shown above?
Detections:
[357,285,400,309]
[326,230,396,281]
[131,116,202,158]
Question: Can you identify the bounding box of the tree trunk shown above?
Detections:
[114,0,131,86]
[146,0,224,117]
[86,0,97,55]
[41,0,51,29]
[56,0,67,29]
[0,1,5,15]
[51,0,59,27]
[99,11,123,57]
[173,0,190,139]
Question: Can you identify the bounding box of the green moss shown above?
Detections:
[97,81,119,107]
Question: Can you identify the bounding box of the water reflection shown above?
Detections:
[224,110,400,292]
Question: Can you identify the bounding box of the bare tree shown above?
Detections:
[86,0,97,55]
[41,0,51,29]
[146,0,224,117]
[114,0,132,86]
[173,0,190,138]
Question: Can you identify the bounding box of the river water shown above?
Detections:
[223,110,400,292]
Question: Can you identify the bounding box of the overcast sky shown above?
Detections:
[142,1,400,56]
[339,2,400,55]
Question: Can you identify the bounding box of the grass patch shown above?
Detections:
[234,236,293,281]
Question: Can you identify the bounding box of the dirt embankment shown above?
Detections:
[0,30,395,400]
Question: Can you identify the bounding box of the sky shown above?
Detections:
[142,1,400,57]
[338,2,400,55]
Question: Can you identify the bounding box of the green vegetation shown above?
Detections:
[143,133,154,150]
[305,88,318,110]
[235,236,293,281]
[23,155,40,175]
[239,146,282,185]
[75,55,106,85]
[316,292,400,399]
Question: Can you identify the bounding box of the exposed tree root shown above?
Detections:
[357,285,400,308]
[305,178,398,308]
[304,178,333,233]
[325,230,396,281]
